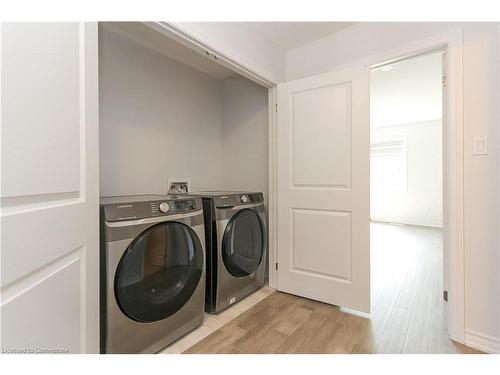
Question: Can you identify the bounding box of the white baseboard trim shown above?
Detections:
[371,217,443,228]
[464,329,500,353]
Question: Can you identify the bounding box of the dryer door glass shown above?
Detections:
[222,209,264,277]
[115,222,203,323]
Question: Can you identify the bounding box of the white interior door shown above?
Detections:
[1,23,99,353]
[276,64,370,312]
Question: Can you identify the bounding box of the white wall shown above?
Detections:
[99,25,224,196]
[287,22,457,80]
[176,22,286,84]
[221,76,269,204]
[371,120,443,227]
[286,22,500,352]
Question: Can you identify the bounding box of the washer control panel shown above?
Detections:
[150,199,197,216]
[104,197,199,222]
[159,202,170,213]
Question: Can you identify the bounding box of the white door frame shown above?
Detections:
[268,28,465,343]
[141,21,465,344]
[268,86,279,288]
[144,22,277,88]
[367,28,464,344]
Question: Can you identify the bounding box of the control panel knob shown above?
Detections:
[159,202,170,213]
[240,195,248,203]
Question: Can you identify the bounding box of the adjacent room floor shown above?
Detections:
[167,223,482,354]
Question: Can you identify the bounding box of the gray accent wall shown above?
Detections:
[221,76,269,206]
[99,25,224,196]
[99,25,268,204]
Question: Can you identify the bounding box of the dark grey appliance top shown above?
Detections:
[100,194,202,222]
[178,191,264,208]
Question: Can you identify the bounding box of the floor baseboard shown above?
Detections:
[464,329,500,354]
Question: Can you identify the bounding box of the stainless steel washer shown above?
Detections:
[184,192,267,314]
[100,195,205,353]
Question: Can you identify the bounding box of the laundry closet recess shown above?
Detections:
[99,22,270,205]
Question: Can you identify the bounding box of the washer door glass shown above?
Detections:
[115,222,203,323]
[222,209,264,277]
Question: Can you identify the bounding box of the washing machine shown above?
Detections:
[100,194,205,353]
[184,191,267,314]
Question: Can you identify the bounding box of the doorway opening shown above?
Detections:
[369,50,452,353]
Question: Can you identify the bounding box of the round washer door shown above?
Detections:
[222,209,264,278]
[115,221,203,323]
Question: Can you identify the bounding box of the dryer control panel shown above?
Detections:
[212,192,264,208]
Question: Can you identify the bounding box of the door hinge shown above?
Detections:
[274,103,277,112]
[275,262,278,271]
[442,76,447,88]
[443,290,448,302]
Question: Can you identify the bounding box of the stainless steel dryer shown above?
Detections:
[185,192,267,314]
[100,195,205,353]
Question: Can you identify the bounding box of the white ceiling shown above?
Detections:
[371,51,444,128]
[247,22,356,51]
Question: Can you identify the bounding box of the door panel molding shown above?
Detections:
[291,81,352,189]
[0,22,99,353]
[2,254,84,353]
[291,208,352,282]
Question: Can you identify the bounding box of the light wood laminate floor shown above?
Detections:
[184,223,482,354]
